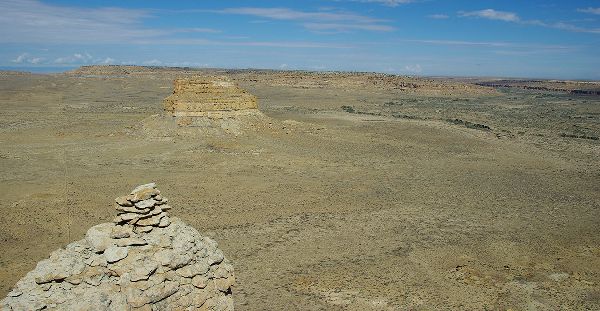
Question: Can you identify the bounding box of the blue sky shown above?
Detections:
[1,0,599,79]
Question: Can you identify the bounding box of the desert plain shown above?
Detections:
[0,66,599,310]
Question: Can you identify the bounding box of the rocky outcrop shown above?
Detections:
[1,183,235,310]
[163,76,258,117]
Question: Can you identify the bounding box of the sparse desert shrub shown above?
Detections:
[447,118,492,131]
[341,105,355,113]
[560,133,599,140]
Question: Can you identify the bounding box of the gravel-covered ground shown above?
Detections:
[1,69,599,310]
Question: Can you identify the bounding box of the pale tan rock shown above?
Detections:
[136,212,167,226]
[130,183,156,194]
[192,275,208,289]
[104,246,128,263]
[119,212,140,222]
[115,204,149,214]
[215,276,235,292]
[110,226,132,239]
[2,185,234,311]
[128,188,159,203]
[163,76,258,117]
[175,261,210,278]
[85,223,115,253]
[115,196,133,207]
[134,226,153,234]
[115,237,147,247]
[158,216,171,228]
[130,262,158,282]
[135,198,157,209]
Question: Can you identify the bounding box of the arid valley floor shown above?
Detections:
[1,67,599,310]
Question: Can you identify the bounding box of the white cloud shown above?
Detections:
[459,9,520,22]
[303,22,394,32]
[279,64,288,69]
[28,57,43,64]
[459,8,600,34]
[0,0,219,43]
[101,57,115,64]
[428,14,449,19]
[577,7,600,15]
[404,39,576,51]
[54,52,94,64]
[215,7,393,32]
[405,64,422,73]
[74,53,93,61]
[131,38,351,49]
[143,59,162,65]
[346,0,413,7]
[12,53,28,63]
[11,53,44,64]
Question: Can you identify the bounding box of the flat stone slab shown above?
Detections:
[104,246,128,263]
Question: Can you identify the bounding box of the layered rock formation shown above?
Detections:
[1,183,235,310]
[163,76,258,117]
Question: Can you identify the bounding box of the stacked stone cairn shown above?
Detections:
[1,183,235,311]
[114,183,172,233]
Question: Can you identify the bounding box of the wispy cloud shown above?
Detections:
[428,14,449,19]
[11,53,45,64]
[303,22,394,32]
[214,7,393,32]
[101,57,115,64]
[12,53,28,63]
[0,0,219,43]
[577,7,600,15]
[54,53,93,64]
[131,38,351,49]
[404,39,576,53]
[404,64,422,73]
[406,39,511,47]
[459,8,600,34]
[143,59,162,65]
[344,0,413,7]
[459,9,519,22]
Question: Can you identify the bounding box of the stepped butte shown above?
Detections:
[163,76,258,117]
[1,183,235,311]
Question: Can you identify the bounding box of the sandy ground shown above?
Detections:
[1,71,599,310]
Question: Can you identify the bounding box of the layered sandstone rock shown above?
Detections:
[1,183,235,311]
[163,76,258,117]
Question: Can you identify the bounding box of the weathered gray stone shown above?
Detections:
[104,246,128,263]
[115,196,133,207]
[135,225,153,234]
[135,198,157,209]
[158,216,171,228]
[131,262,158,282]
[130,182,156,194]
[115,237,147,247]
[110,226,132,239]
[85,223,115,253]
[136,212,165,226]
[116,204,150,213]
[119,212,140,221]
[1,184,234,311]
[191,275,208,289]
[175,260,210,278]
[129,188,160,203]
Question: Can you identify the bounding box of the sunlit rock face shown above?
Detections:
[163,76,258,117]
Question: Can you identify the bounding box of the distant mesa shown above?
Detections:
[2,183,235,310]
[163,76,259,117]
